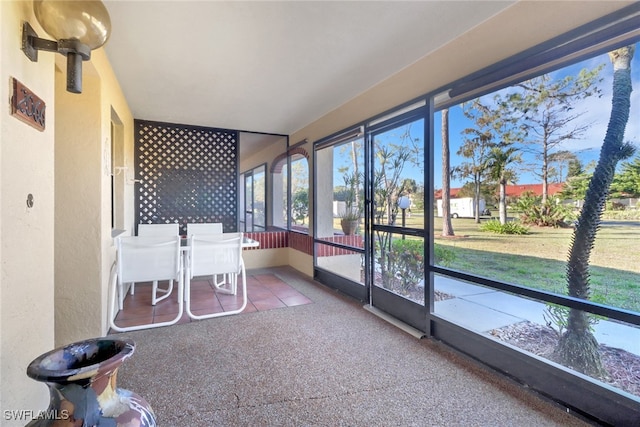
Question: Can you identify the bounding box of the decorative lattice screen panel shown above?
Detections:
[134,120,238,235]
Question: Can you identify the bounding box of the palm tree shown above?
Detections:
[441,108,455,236]
[487,146,521,224]
[554,45,636,377]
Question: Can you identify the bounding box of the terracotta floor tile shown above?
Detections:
[252,296,287,311]
[153,311,190,325]
[113,272,312,331]
[153,300,181,316]
[247,289,275,301]
[271,287,304,298]
[188,296,222,311]
[241,302,258,313]
[219,300,245,311]
[245,276,261,286]
[113,314,154,328]
[187,288,217,300]
[262,279,291,289]
[279,294,313,307]
[116,304,153,320]
[189,278,213,288]
[189,305,226,316]
[254,274,283,284]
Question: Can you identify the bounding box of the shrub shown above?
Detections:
[606,200,626,211]
[479,219,529,235]
[602,209,640,220]
[517,199,574,227]
[387,240,456,291]
[434,243,456,267]
[543,292,606,338]
[389,239,424,292]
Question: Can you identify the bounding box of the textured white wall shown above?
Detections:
[54,48,135,344]
[54,63,104,345]
[0,1,56,423]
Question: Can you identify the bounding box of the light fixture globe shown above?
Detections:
[33,0,111,49]
[398,196,411,210]
[22,0,111,93]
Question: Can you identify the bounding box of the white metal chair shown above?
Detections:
[138,223,179,236]
[134,223,180,304]
[187,222,223,235]
[109,235,183,332]
[186,222,225,286]
[185,232,247,320]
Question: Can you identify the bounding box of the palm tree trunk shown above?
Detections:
[499,179,507,224]
[350,140,360,209]
[555,46,635,377]
[441,109,455,236]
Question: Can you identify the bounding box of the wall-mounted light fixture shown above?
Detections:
[21,0,111,94]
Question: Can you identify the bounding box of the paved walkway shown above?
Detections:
[434,276,640,356]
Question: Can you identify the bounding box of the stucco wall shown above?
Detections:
[54,63,104,345]
[54,45,134,345]
[91,48,135,337]
[0,2,134,421]
[0,1,56,422]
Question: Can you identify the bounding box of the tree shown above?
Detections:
[457,97,523,223]
[610,155,640,198]
[441,108,455,236]
[373,124,422,289]
[567,156,585,178]
[559,160,596,202]
[554,45,636,377]
[456,100,497,223]
[291,189,309,225]
[508,67,604,203]
[349,139,363,210]
[548,150,579,183]
[487,146,521,224]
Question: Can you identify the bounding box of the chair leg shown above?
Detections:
[230,273,238,295]
[118,281,125,311]
[152,279,174,305]
[214,274,225,287]
[213,274,237,295]
[186,262,247,320]
[110,274,185,333]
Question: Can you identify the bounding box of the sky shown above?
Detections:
[433,45,640,189]
[330,43,640,193]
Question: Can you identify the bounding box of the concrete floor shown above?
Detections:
[113,266,593,427]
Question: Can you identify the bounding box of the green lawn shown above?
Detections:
[330,211,639,312]
[433,216,640,313]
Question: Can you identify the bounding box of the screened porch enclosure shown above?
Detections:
[311,5,640,425]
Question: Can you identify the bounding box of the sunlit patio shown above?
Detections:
[113,266,590,426]
[110,270,313,332]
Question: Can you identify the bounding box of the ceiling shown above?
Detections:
[102,1,514,138]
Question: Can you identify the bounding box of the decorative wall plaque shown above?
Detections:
[11,77,46,131]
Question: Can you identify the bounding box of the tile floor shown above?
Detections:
[110,272,313,333]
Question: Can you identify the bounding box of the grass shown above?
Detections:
[328,210,640,313]
[433,216,640,313]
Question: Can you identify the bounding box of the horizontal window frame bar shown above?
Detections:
[448,3,640,100]
[430,316,640,426]
[432,266,640,327]
[314,126,364,151]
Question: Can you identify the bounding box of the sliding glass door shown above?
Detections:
[314,131,367,300]
[368,110,427,330]
[313,109,428,328]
